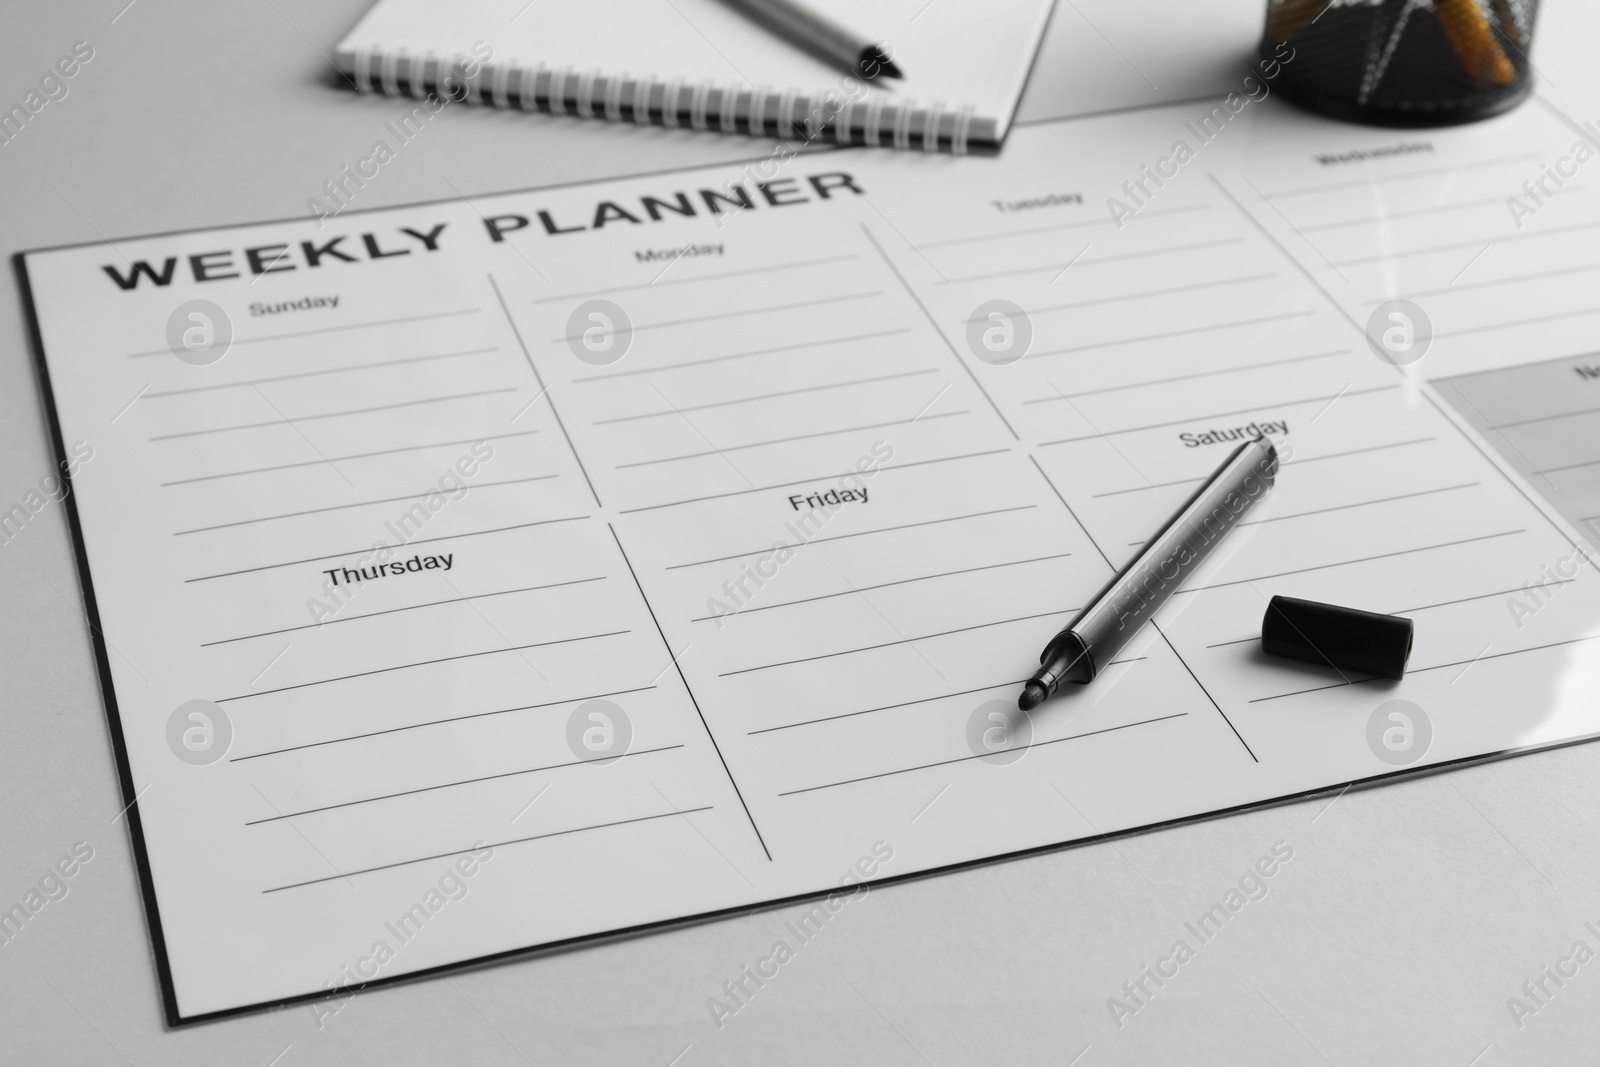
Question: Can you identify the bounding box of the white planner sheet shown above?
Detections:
[21,95,1600,1022]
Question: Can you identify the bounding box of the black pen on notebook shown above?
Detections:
[721,0,903,81]
[1019,437,1279,710]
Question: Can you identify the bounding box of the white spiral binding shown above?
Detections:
[690,81,712,131]
[777,89,797,140]
[549,68,569,115]
[355,43,978,153]
[923,101,943,153]
[863,95,886,147]
[380,47,403,97]
[575,69,597,118]
[952,106,973,156]
[491,62,511,109]
[892,97,914,150]
[748,85,768,137]
[519,63,540,113]
[354,45,374,93]
[661,80,682,127]
[634,73,656,124]
[803,94,825,141]
[605,72,627,122]
[409,52,432,100]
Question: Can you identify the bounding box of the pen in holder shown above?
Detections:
[1264,0,1537,126]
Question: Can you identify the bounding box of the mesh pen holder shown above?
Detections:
[1264,0,1538,126]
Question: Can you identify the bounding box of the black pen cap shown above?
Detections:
[1260,595,1414,679]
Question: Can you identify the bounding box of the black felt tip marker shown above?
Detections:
[1019,437,1279,711]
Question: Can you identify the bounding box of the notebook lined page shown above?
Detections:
[23,96,1600,1020]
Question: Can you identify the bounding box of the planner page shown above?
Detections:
[21,96,1600,1022]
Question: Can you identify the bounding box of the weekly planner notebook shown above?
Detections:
[19,95,1600,1022]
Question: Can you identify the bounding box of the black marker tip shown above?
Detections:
[1018,680,1048,712]
[858,47,903,80]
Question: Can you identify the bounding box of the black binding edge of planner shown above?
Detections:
[13,251,186,1027]
[18,131,1600,1028]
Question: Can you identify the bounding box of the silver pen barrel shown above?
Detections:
[1020,437,1278,709]
[721,0,902,81]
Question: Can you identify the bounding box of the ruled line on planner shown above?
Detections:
[1171,529,1527,595]
[1258,153,1540,199]
[1202,580,1581,649]
[719,608,1070,678]
[202,576,607,646]
[1392,582,1580,615]
[1091,438,1432,509]
[1026,310,1315,362]
[1490,401,1600,431]
[1006,273,1279,319]
[1100,444,1427,511]
[230,684,659,761]
[1204,635,1262,649]
[185,515,591,583]
[1366,260,1600,304]
[487,273,602,509]
[1333,218,1600,266]
[749,680,1030,735]
[857,223,1020,441]
[171,474,558,536]
[214,628,631,703]
[1039,384,1396,447]
[1091,474,1206,501]
[160,431,539,487]
[666,504,1036,570]
[144,347,500,398]
[548,291,882,343]
[690,554,1074,622]
[1207,173,1367,338]
[910,203,1209,249]
[613,410,969,470]
[608,524,771,861]
[148,387,520,441]
[1246,673,1370,701]
[1436,303,1600,341]
[1534,455,1600,476]
[618,448,1012,515]
[593,369,940,426]
[245,743,686,824]
[127,307,483,358]
[526,254,857,304]
[777,713,1188,796]
[1248,634,1600,703]
[572,328,912,382]
[1028,454,1116,569]
[1418,390,1600,575]
[260,806,714,893]
[938,237,1245,285]
[1281,437,1438,467]
[1299,192,1577,232]
[1235,481,1480,527]
[1026,349,1347,405]
[1395,585,1580,617]
[1151,619,1257,762]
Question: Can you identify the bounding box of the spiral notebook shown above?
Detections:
[332,0,1058,153]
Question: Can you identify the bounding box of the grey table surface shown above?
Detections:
[5,2,1600,1064]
